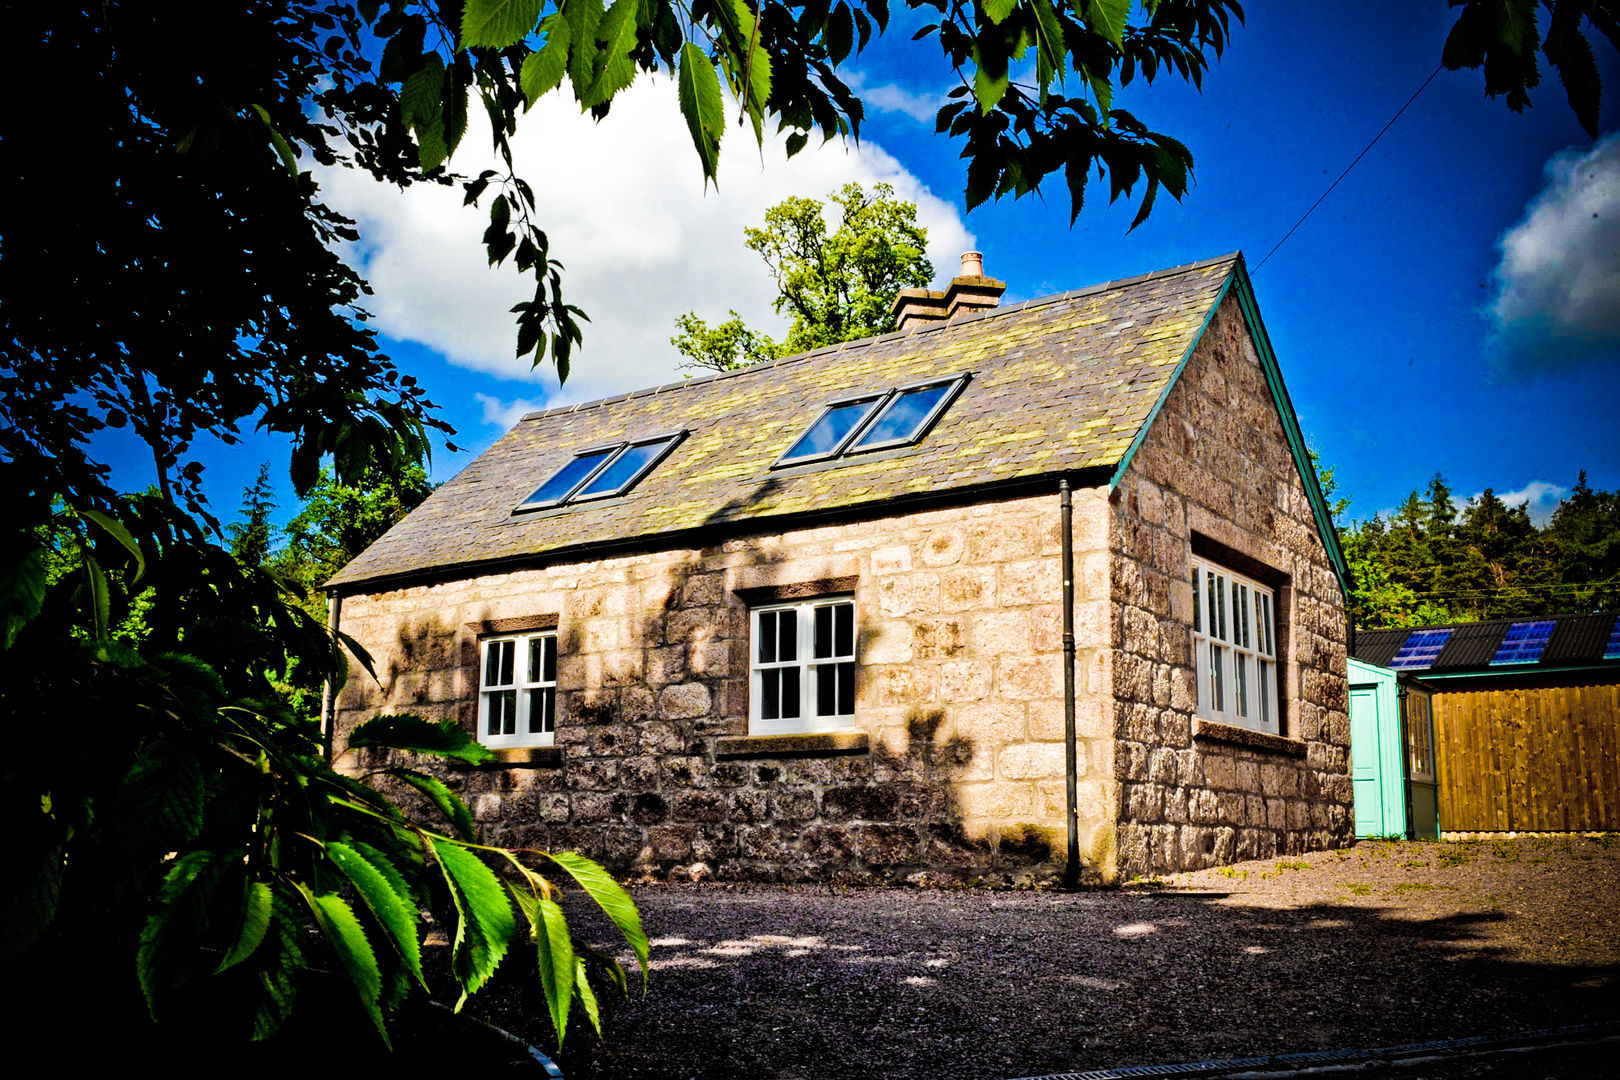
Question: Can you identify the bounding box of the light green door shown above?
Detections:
[1350,684,1399,837]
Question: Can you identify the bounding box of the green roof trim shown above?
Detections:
[1107,257,1351,599]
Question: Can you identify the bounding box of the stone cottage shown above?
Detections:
[328,252,1354,881]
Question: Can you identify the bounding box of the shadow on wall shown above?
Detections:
[335,545,1092,884]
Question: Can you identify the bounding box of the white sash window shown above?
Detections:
[478,632,558,748]
[750,598,856,734]
[1191,559,1279,734]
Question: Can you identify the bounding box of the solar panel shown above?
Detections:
[1490,620,1556,665]
[1389,628,1454,669]
[1606,615,1620,661]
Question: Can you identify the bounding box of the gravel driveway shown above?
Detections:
[532,836,1620,1079]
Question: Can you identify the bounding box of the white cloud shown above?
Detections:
[474,392,547,430]
[317,76,973,408]
[1487,133,1620,371]
[841,70,949,124]
[1471,480,1568,526]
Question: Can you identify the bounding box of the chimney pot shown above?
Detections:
[959,251,985,278]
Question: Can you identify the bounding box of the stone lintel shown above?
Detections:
[714,731,871,759]
[1192,718,1307,757]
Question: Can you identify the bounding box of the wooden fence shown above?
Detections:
[1434,681,1620,833]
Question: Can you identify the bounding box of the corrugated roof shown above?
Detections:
[1352,613,1620,675]
[329,254,1240,590]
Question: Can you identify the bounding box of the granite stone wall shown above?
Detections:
[334,491,1120,883]
[1109,292,1353,875]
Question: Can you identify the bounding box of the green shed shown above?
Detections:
[1348,657,1439,839]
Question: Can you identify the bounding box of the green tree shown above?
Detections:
[228,464,279,568]
[276,464,436,606]
[1547,471,1620,610]
[672,182,935,372]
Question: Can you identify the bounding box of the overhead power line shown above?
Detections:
[1253,64,1444,273]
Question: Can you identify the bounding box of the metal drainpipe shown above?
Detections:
[1060,479,1081,890]
[321,592,343,764]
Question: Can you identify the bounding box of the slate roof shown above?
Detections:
[330,253,1241,591]
[1353,613,1620,674]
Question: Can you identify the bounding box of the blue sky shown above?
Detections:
[122,3,1619,533]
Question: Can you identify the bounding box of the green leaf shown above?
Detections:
[1031,0,1067,89]
[515,886,576,1047]
[353,839,420,909]
[971,45,1011,113]
[982,0,1018,24]
[386,767,477,841]
[81,553,109,639]
[460,0,546,48]
[78,506,146,585]
[433,840,515,1006]
[0,547,46,649]
[247,103,299,175]
[563,0,605,93]
[401,56,448,171]
[328,841,424,988]
[296,884,388,1045]
[579,0,641,108]
[727,0,773,138]
[545,850,648,984]
[1086,0,1130,49]
[520,18,572,105]
[217,881,273,973]
[137,850,222,1020]
[678,42,724,186]
[118,738,205,853]
[1,840,63,955]
[574,955,602,1035]
[348,713,494,764]
[826,2,855,64]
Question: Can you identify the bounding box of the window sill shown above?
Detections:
[468,746,564,769]
[1193,718,1307,758]
[714,731,869,759]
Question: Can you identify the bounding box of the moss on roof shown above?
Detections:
[329,254,1239,590]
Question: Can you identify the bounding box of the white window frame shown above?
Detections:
[477,631,558,749]
[749,597,857,735]
[1191,557,1279,734]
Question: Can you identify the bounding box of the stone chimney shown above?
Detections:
[891,251,1007,332]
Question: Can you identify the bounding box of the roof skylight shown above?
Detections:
[1390,628,1453,670]
[776,374,968,467]
[516,431,684,512]
[1490,620,1556,665]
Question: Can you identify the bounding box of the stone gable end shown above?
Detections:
[1110,292,1352,874]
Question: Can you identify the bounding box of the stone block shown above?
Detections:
[999,559,1061,607]
[771,789,819,822]
[472,793,503,823]
[921,527,965,566]
[955,702,1026,743]
[821,785,901,822]
[969,519,1034,562]
[864,622,916,664]
[997,655,1061,700]
[872,544,913,574]
[956,781,1036,820]
[801,825,857,862]
[914,618,966,659]
[998,741,1068,780]
[939,661,992,702]
[659,683,712,719]
[971,609,1029,656]
[939,566,996,611]
[646,825,695,862]
[672,790,727,823]
[857,823,920,865]
[878,574,939,617]
[728,790,769,823]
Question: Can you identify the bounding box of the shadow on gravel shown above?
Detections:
[532,887,1619,1080]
